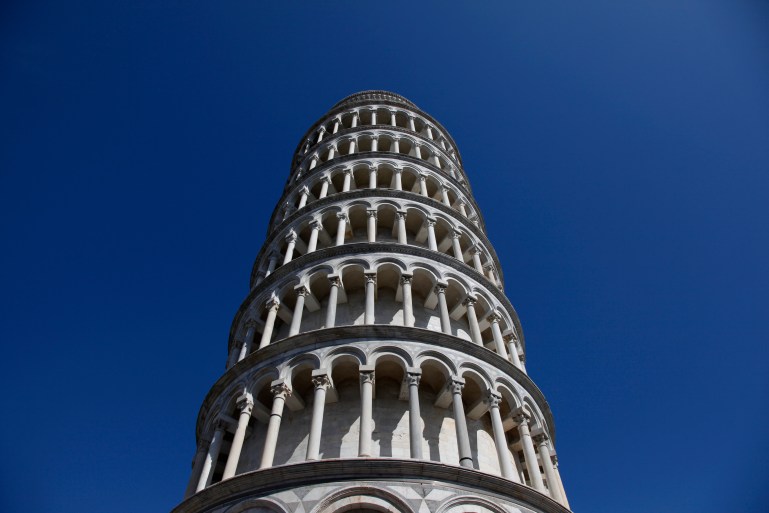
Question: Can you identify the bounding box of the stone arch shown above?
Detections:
[312,486,416,513]
[435,496,508,513]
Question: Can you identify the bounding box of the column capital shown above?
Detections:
[449,376,465,394]
[405,369,422,387]
[366,209,378,218]
[328,274,342,287]
[451,229,462,240]
[434,281,448,294]
[393,167,403,174]
[502,328,518,342]
[321,174,332,184]
[395,210,407,220]
[510,407,531,426]
[400,272,413,285]
[236,395,255,415]
[294,284,310,297]
[418,172,427,181]
[483,262,494,272]
[486,390,502,409]
[343,168,354,177]
[364,272,377,285]
[270,379,291,400]
[486,311,502,324]
[299,185,309,195]
[285,229,298,243]
[462,295,477,307]
[310,218,323,230]
[318,125,327,133]
[359,366,375,384]
[470,244,483,255]
[311,370,332,390]
[531,427,550,445]
[265,295,280,311]
[426,217,436,227]
[336,212,349,222]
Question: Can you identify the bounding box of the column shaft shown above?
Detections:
[450,380,473,468]
[325,277,340,327]
[401,275,414,327]
[407,371,423,459]
[306,374,330,460]
[196,426,224,492]
[436,285,451,335]
[465,299,483,345]
[222,400,254,479]
[358,369,375,457]
[258,300,279,350]
[364,274,376,324]
[260,383,289,469]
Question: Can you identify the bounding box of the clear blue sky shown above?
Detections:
[2,2,768,512]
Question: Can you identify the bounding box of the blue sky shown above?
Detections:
[2,2,768,512]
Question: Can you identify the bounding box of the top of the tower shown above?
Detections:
[331,90,417,110]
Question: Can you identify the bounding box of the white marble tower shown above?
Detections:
[174,91,571,513]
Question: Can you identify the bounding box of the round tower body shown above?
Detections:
[174,91,571,513]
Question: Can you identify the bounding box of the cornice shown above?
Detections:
[171,459,570,513]
[201,325,550,442]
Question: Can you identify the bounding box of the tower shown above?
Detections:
[174,91,571,513]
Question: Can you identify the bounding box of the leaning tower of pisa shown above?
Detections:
[174,91,571,513]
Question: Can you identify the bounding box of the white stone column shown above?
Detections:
[414,144,422,159]
[426,218,438,251]
[257,296,280,350]
[533,431,563,502]
[401,273,414,327]
[435,282,451,335]
[484,263,497,284]
[306,371,331,461]
[358,366,375,457]
[342,169,352,192]
[327,145,336,160]
[297,186,309,209]
[196,422,225,492]
[418,173,428,196]
[406,369,423,459]
[309,156,318,170]
[463,296,483,345]
[288,285,309,336]
[449,377,473,468]
[351,111,359,128]
[259,380,290,469]
[369,166,377,188]
[332,118,340,134]
[390,111,397,126]
[370,110,377,125]
[348,138,357,155]
[307,219,322,253]
[458,202,468,217]
[335,212,348,246]
[488,312,509,359]
[325,275,341,327]
[367,209,377,242]
[451,230,463,260]
[364,272,376,324]
[394,169,403,190]
[392,138,400,154]
[317,126,326,143]
[318,177,330,199]
[265,254,278,276]
[395,210,407,244]
[433,154,442,168]
[471,245,484,273]
[235,319,258,364]
[551,452,571,508]
[408,115,416,131]
[184,438,209,497]
[426,125,434,140]
[442,187,452,207]
[282,230,298,265]
[222,396,254,480]
[513,409,546,493]
[503,329,524,370]
[371,136,378,152]
[487,391,515,480]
